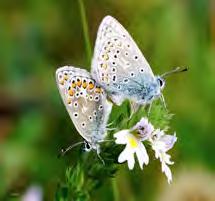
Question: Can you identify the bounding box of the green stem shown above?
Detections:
[78,0,92,66]
[112,179,120,201]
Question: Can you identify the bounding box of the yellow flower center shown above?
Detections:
[128,135,138,148]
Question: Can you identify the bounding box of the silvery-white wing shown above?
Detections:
[56,66,112,147]
[91,15,155,105]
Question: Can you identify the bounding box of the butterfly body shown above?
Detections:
[102,73,164,106]
[91,16,165,107]
[56,66,112,152]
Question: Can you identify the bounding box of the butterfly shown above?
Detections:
[91,16,187,111]
[56,66,112,155]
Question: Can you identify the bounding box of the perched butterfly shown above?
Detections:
[56,66,112,155]
[91,16,187,111]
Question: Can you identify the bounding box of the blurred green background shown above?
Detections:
[0,0,215,200]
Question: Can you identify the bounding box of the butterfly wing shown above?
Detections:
[91,16,155,105]
[56,66,112,145]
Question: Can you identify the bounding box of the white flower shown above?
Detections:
[114,130,149,170]
[149,129,177,183]
[114,117,177,183]
[132,117,154,140]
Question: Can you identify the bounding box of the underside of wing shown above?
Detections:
[91,16,154,103]
[56,66,112,144]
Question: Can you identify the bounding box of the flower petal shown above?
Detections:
[160,133,177,151]
[118,146,135,170]
[114,130,130,144]
[118,147,130,163]
[162,162,172,184]
[127,152,135,170]
[136,142,149,169]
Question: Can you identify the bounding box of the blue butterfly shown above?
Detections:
[91,16,187,111]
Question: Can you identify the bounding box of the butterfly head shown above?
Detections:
[83,141,93,152]
[156,76,165,90]
[138,76,164,104]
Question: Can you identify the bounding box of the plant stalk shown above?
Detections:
[78,0,92,67]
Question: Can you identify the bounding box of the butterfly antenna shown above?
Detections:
[161,67,188,78]
[58,141,84,157]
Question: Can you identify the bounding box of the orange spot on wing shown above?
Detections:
[82,81,87,89]
[77,80,82,87]
[71,81,76,88]
[68,89,75,96]
[100,63,107,69]
[88,81,94,90]
[64,75,69,81]
[95,87,102,93]
[102,53,109,61]
[60,80,64,85]
[67,97,72,104]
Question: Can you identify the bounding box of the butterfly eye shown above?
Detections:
[157,77,165,89]
[84,142,91,151]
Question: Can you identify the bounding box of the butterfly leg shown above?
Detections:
[96,145,105,165]
[106,127,117,131]
[147,102,153,116]
[129,101,140,119]
[160,94,167,110]
[109,94,124,106]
